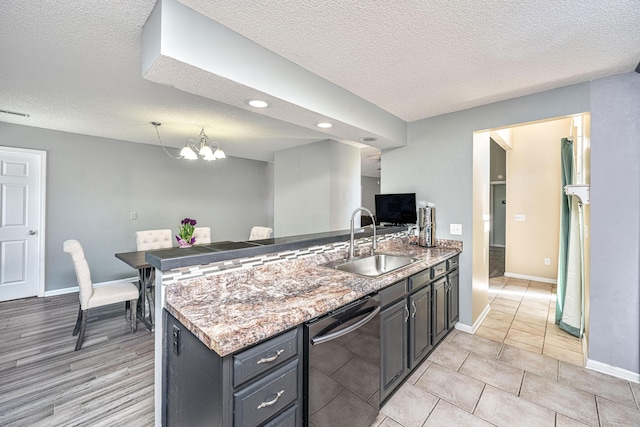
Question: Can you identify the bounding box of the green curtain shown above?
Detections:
[556,138,582,337]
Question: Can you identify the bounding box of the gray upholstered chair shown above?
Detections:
[249,226,273,240]
[193,226,211,244]
[134,229,173,251]
[63,239,138,351]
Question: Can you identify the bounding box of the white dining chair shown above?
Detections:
[63,239,139,351]
[193,226,211,244]
[249,226,273,240]
[134,229,172,325]
[134,229,173,251]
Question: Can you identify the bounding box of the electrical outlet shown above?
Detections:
[544,258,551,266]
[129,212,137,220]
[514,214,526,221]
[450,224,462,235]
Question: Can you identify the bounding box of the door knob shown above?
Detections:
[28,230,37,235]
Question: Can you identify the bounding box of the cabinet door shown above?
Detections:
[409,285,432,369]
[432,277,448,344]
[164,311,225,427]
[380,299,408,403]
[447,269,459,328]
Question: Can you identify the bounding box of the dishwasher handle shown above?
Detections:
[310,305,380,346]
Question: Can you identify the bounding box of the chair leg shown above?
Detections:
[74,310,88,351]
[72,306,83,336]
[130,299,137,333]
[146,285,154,325]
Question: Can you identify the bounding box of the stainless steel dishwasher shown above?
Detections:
[304,295,381,427]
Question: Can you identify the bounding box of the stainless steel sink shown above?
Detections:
[323,254,417,277]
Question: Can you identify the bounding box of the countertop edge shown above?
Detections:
[146,226,406,270]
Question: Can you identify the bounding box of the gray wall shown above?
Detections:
[361,176,380,214]
[0,122,273,292]
[274,140,360,236]
[589,72,640,374]
[383,73,640,374]
[383,81,590,330]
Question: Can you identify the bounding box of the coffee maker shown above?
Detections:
[418,206,436,247]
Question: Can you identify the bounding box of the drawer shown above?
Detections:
[234,359,298,427]
[261,404,297,427]
[447,256,459,270]
[431,262,447,279]
[408,268,430,292]
[379,279,407,307]
[234,328,298,387]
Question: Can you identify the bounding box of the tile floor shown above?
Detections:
[372,276,640,426]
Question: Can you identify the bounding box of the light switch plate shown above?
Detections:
[450,224,462,235]
[514,214,526,221]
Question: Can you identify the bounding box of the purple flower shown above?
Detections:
[189,219,196,226]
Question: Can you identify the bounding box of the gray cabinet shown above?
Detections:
[163,310,303,427]
[379,268,434,405]
[432,276,448,344]
[379,256,460,405]
[447,268,459,327]
[380,297,408,403]
[409,285,432,369]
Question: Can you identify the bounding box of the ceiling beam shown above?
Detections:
[141,0,407,150]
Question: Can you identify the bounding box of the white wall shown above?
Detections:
[505,118,569,280]
[274,140,360,236]
[0,122,273,292]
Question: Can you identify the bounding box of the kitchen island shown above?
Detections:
[147,228,461,426]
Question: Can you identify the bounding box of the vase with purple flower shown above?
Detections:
[176,217,197,248]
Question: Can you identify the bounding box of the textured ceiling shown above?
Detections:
[1,0,639,178]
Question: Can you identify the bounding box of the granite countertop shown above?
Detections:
[164,239,461,357]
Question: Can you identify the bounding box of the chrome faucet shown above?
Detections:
[349,207,377,259]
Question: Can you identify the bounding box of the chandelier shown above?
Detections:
[150,121,226,161]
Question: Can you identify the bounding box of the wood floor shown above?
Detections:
[0,293,154,426]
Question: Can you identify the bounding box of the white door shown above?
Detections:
[0,146,46,301]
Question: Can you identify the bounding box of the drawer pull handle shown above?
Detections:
[256,349,284,365]
[257,390,285,409]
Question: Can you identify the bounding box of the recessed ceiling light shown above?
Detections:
[246,99,269,108]
[316,122,333,128]
[360,137,377,143]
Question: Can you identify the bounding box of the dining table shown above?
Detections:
[115,250,155,331]
[115,240,245,331]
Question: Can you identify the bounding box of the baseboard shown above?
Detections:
[455,304,491,334]
[585,358,640,384]
[504,272,557,284]
[44,277,138,297]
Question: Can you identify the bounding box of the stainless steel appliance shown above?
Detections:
[418,206,436,247]
[304,296,381,427]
